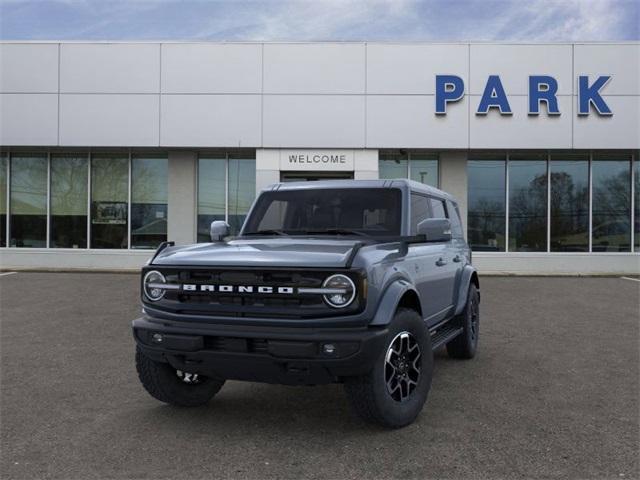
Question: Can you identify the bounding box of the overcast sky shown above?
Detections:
[0,0,638,41]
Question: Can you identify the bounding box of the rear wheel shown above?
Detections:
[446,283,479,359]
[344,308,433,428]
[135,346,225,407]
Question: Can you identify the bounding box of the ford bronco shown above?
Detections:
[133,179,480,428]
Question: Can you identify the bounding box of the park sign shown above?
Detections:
[435,75,613,116]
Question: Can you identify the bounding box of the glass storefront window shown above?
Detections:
[10,154,47,247]
[508,154,548,252]
[379,151,408,179]
[197,153,257,241]
[50,154,88,248]
[409,154,438,188]
[467,157,506,251]
[380,151,439,187]
[228,154,256,234]
[197,156,226,242]
[550,154,589,252]
[0,154,6,247]
[131,155,168,249]
[91,154,128,249]
[592,154,631,252]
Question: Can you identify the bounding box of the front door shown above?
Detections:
[280,172,354,182]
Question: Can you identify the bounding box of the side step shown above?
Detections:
[430,324,463,350]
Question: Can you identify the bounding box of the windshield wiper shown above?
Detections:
[301,228,369,237]
[243,229,289,236]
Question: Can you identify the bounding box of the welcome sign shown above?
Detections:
[279,150,355,171]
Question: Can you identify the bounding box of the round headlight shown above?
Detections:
[143,270,166,302]
[322,274,356,308]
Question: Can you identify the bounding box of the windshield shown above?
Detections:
[242,188,402,237]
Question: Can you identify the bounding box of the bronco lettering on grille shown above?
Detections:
[182,284,295,294]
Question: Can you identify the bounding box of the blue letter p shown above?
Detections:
[435,75,464,115]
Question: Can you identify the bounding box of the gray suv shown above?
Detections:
[133,180,480,428]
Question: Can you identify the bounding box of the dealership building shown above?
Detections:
[0,41,638,274]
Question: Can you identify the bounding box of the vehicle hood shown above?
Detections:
[151,238,363,268]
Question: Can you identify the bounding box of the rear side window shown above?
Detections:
[410,193,430,234]
[429,198,447,219]
[447,200,464,239]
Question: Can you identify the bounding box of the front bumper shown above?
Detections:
[132,316,388,385]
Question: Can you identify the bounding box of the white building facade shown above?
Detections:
[0,41,638,274]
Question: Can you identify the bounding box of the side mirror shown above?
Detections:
[417,218,452,242]
[210,220,230,242]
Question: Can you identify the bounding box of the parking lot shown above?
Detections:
[0,273,638,480]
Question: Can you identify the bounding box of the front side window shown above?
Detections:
[10,154,47,247]
[429,198,447,219]
[447,200,464,239]
[592,154,631,252]
[244,188,402,237]
[50,154,88,248]
[410,193,430,234]
[91,154,128,249]
[508,154,547,252]
[131,155,168,249]
[549,154,589,252]
[467,158,506,251]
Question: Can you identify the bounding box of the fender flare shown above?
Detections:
[454,265,480,316]
[369,279,421,326]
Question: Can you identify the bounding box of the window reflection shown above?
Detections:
[10,154,47,247]
[508,155,547,252]
[467,159,506,251]
[592,155,631,252]
[50,154,88,248]
[409,154,438,187]
[91,154,128,249]
[228,155,256,234]
[131,155,167,249]
[0,155,6,247]
[197,157,226,242]
[379,151,408,179]
[550,155,589,252]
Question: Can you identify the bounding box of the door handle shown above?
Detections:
[453,255,462,263]
[436,258,447,267]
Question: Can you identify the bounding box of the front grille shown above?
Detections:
[143,267,364,320]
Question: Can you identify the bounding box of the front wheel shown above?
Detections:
[135,346,225,407]
[344,308,433,428]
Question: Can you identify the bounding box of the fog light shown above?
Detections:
[323,343,336,355]
[152,333,163,344]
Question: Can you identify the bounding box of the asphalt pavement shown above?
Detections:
[1,273,638,480]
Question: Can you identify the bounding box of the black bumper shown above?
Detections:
[132,316,389,385]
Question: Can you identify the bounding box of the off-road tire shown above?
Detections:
[135,346,225,407]
[344,308,433,429]
[446,283,479,359]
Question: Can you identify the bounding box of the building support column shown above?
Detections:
[167,150,197,245]
[255,149,280,193]
[439,151,468,235]
[354,149,379,179]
